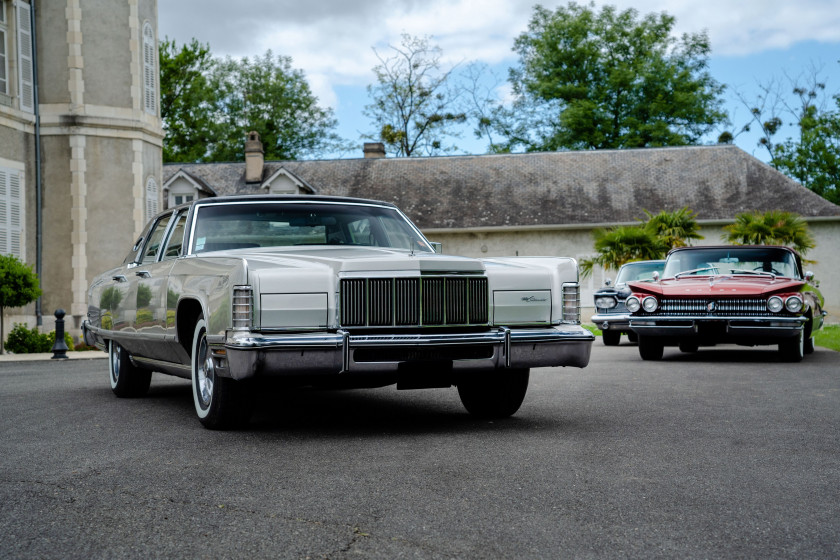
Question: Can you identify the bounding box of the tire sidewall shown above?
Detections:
[108,340,121,390]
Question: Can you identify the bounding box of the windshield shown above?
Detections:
[615,261,665,284]
[190,201,434,254]
[663,247,799,279]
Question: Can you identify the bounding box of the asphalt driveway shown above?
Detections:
[1,343,838,559]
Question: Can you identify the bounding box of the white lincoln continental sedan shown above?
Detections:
[83,195,594,429]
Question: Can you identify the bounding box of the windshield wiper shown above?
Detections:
[674,266,719,279]
[729,269,776,279]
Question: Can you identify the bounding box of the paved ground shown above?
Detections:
[1,343,838,559]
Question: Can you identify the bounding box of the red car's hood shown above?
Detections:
[627,275,805,297]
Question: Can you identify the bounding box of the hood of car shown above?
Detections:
[627,276,805,297]
[225,245,486,275]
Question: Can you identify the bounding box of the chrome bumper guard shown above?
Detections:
[223,326,594,380]
[590,312,631,331]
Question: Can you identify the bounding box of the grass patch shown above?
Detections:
[582,324,601,336]
[815,324,840,352]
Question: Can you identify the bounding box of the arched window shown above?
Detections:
[145,177,159,222]
[142,22,156,114]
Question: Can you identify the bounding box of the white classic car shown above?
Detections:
[83,195,594,428]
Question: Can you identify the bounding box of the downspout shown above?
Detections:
[30,1,43,326]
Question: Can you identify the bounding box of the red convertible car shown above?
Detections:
[625,245,825,361]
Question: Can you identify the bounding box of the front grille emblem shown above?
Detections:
[707,301,716,313]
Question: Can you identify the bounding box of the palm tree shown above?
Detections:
[580,225,667,278]
[723,210,815,255]
[580,207,703,278]
[642,207,703,248]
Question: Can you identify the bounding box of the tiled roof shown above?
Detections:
[163,145,840,230]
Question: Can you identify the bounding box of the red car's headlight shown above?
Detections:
[767,296,783,313]
[641,296,659,313]
[785,295,804,313]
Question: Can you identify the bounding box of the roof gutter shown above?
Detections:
[30,1,43,326]
[421,216,840,235]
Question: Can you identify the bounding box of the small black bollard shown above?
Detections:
[51,309,70,360]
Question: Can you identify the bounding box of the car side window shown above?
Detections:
[161,213,188,260]
[140,215,172,264]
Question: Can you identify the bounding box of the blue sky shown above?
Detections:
[159,0,840,162]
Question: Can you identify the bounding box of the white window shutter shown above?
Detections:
[0,169,8,254]
[0,167,23,258]
[143,22,156,114]
[15,1,34,113]
[146,177,159,222]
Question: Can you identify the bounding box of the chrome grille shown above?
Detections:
[340,276,489,327]
[640,298,789,317]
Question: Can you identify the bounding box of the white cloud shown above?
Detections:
[159,0,840,114]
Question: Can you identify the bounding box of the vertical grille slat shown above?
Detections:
[340,275,489,328]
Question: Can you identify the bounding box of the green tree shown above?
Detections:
[159,38,218,163]
[364,34,466,157]
[208,51,342,161]
[0,255,42,354]
[773,97,840,205]
[500,2,725,152]
[723,211,815,255]
[732,66,839,204]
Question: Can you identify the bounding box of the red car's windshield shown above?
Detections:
[663,248,799,279]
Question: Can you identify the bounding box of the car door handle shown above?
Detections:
[112,275,127,283]
[135,270,151,278]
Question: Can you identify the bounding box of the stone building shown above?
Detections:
[0,0,162,335]
[164,140,840,317]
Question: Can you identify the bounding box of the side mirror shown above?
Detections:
[652,271,660,282]
[805,271,814,282]
[429,241,443,254]
[604,278,612,286]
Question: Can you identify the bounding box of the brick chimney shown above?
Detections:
[363,142,386,159]
[245,131,264,183]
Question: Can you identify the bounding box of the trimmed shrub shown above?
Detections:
[5,323,75,354]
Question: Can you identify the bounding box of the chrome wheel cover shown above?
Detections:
[196,336,214,409]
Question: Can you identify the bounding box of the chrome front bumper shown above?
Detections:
[222,325,595,380]
[629,315,806,338]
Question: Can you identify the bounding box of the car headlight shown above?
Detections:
[767,296,783,313]
[785,295,804,313]
[642,296,659,313]
[595,296,617,309]
[626,296,641,313]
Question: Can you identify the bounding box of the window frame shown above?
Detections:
[0,1,8,97]
[14,0,33,113]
